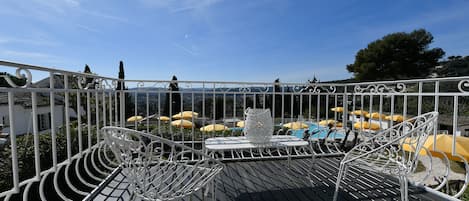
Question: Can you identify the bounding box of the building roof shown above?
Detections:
[0,75,65,107]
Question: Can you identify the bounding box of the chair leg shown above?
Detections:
[212,180,216,201]
[333,163,347,201]
[309,154,318,187]
[398,176,409,201]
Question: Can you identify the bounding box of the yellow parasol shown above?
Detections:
[330,107,345,113]
[172,111,199,119]
[171,119,194,128]
[283,122,309,129]
[200,124,229,132]
[157,116,170,121]
[127,115,143,122]
[403,134,469,162]
[236,121,245,128]
[385,115,406,122]
[318,119,343,127]
[351,110,369,116]
[353,121,380,131]
[365,112,386,120]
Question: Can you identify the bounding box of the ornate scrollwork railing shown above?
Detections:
[353,83,407,93]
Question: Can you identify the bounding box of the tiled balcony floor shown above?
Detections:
[87,157,447,201]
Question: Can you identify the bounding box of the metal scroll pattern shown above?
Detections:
[354,83,407,93]
[458,80,469,93]
[0,68,32,88]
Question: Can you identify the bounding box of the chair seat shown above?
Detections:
[124,161,218,199]
[102,126,224,201]
[345,150,409,175]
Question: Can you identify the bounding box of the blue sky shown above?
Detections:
[1,0,469,82]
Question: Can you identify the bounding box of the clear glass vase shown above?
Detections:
[244,108,274,144]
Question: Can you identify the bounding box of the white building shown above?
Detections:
[0,74,84,135]
[0,91,80,135]
[0,104,69,135]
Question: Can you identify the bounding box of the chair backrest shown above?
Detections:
[346,112,438,174]
[101,126,223,200]
[399,112,438,171]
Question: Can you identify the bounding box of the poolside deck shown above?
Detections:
[88,157,447,201]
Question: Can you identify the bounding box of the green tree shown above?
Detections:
[347,29,445,81]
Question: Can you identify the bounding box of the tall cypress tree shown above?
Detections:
[83,64,94,89]
[117,61,125,90]
[116,61,134,120]
[273,78,283,118]
[163,75,181,116]
[84,65,91,73]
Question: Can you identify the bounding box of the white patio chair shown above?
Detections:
[332,112,438,201]
[101,126,224,200]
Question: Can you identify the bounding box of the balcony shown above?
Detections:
[0,60,468,201]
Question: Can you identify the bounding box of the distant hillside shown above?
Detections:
[435,55,469,77]
[321,78,356,84]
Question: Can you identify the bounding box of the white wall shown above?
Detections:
[0,105,65,135]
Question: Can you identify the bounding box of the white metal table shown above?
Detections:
[204,135,311,163]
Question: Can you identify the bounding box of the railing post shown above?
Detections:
[418,82,423,116]
[50,72,57,169]
[78,89,83,156]
[87,91,92,149]
[103,88,107,127]
[8,92,19,193]
[433,81,439,151]
[453,96,458,155]
[120,79,125,128]
[114,90,118,126]
[31,92,41,180]
[64,74,71,161]
[343,86,348,124]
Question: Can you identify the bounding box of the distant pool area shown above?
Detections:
[229,122,346,139]
[229,127,244,131]
[291,123,346,139]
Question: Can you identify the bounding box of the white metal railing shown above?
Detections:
[0,61,120,201]
[1,60,469,200]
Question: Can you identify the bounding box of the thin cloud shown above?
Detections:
[0,50,66,64]
[76,24,101,33]
[80,9,129,23]
[0,1,128,24]
[140,0,222,13]
[0,35,60,46]
[64,0,80,7]
[173,43,198,56]
[30,0,80,14]
[171,0,221,13]
[1,50,52,58]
